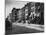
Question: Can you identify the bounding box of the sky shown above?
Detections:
[5,0,29,18]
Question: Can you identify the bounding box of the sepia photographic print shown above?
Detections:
[5,0,44,35]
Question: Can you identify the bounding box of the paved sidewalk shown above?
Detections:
[13,23,44,31]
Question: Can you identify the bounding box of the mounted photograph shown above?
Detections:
[5,0,44,35]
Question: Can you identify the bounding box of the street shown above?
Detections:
[6,23,44,34]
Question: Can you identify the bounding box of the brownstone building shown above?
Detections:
[9,2,44,25]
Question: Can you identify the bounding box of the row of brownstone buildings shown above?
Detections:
[8,2,44,25]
